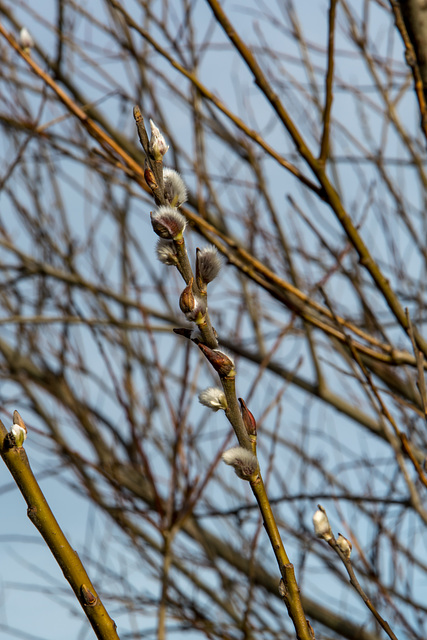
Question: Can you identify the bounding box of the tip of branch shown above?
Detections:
[133,105,143,122]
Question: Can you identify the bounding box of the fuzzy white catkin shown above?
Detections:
[20,27,34,49]
[156,239,177,265]
[151,206,187,239]
[198,387,227,411]
[222,446,258,479]
[149,119,169,158]
[197,246,222,283]
[337,533,352,558]
[313,508,333,541]
[163,168,187,207]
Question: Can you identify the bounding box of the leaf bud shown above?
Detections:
[144,164,158,191]
[179,278,195,313]
[80,584,98,607]
[173,327,193,339]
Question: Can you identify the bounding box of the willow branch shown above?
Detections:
[205,0,427,358]
[0,418,120,640]
[319,0,338,164]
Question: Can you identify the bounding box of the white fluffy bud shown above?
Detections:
[149,119,169,161]
[19,27,34,50]
[196,246,222,286]
[313,506,333,541]
[151,206,187,239]
[163,168,187,207]
[222,447,258,480]
[198,387,227,411]
[156,239,178,265]
[337,533,352,558]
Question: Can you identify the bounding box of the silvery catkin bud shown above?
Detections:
[337,533,352,558]
[198,387,227,411]
[19,27,34,51]
[149,119,169,161]
[196,246,222,288]
[313,506,333,541]
[222,447,258,480]
[163,168,187,207]
[151,206,187,240]
[156,239,178,265]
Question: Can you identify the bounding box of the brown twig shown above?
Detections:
[205,0,427,358]
[319,0,338,164]
[406,308,427,418]
[328,537,398,640]
[389,0,427,142]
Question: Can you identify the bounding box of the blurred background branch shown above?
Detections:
[0,1,427,639]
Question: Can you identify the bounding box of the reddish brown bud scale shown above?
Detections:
[238,398,257,436]
[179,278,196,314]
[173,327,201,344]
[144,166,158,191]
[173,327,193,339]
[178,278,207,322]
[198,344,234,376]
[13,410,26,430]
[80,584,98,607]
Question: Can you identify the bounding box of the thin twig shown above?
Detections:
[328,537,398,640]
[204,0,427,358]
[389,0,427,143]
[406,308,427,418]
[319,0,338,164]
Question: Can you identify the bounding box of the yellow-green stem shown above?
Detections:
[250,472,312,640]
[0,420,120,640]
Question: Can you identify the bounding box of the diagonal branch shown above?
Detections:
[205,0,427,358]
[0,418,120,640]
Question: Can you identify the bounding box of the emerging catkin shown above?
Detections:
[198,387,227,411]
[163,168,187,207]
[222,446,258,480]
